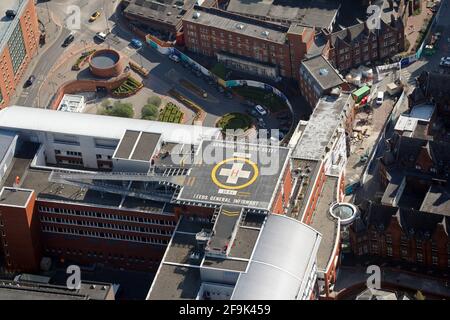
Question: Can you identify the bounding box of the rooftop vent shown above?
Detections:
[167,11,172,16]
[193,11,200,19]
[261,30,269,37]
[236,23,245,30]
[319,68,329,76]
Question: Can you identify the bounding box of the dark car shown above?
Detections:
[62,34,75,47]
[5,10,16,18]
[25,75,36,87]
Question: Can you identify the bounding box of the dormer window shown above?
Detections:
[415,164,422,170]
[430,167,437,173]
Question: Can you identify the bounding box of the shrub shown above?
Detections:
[142,104,159,120]
[100,101,134,118]
[147,96,162,107]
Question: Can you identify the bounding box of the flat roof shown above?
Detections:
[114,130,140,159]
[124,0,197,28]
[301,55,344,91]
[176,140,290,210]
[184,6,289,44]
[207,205,242,254]
[0,106,220,146]
[226,0,340,29]
[147,264,201,300]
[292,94,350,160]
[131,132,161,161]
[308,176,339,270]
[0,279,114,300]
[0,187,33,207]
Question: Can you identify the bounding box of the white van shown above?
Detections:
[376,91,384,105]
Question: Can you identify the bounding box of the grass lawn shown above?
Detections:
[232,86,288,113]
[217,112,253,131]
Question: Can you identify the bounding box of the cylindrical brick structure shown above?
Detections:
[89,49,124,78]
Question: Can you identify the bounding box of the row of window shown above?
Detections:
[41,225,169,245]
[44,247,159,264]
[37,206,175,226]
[40,215,173,236]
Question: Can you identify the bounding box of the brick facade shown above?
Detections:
[0,0,40,109]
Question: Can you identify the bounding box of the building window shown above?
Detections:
[7,22,27,74]
[96,154,102,159]
[416,253,423,263]
[432,256,438,265]
[387,246,393,256]
[401,249,408,259]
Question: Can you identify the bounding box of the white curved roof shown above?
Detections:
[0,106,221,145]
[231,214,322,300]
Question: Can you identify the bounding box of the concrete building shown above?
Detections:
[0,0,40,109]
[182,6,315,81]
[0,277,115,300]
[57,94,86,113]
[224,0,340,32]
[299,55,345,109]
[121,0,214,40]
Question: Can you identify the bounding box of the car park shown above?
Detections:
[255,105,267,116]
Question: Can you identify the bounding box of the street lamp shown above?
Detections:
[80,39,87,56]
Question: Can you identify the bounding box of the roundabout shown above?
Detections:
[216,112,253,131]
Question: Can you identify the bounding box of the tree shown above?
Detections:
[101,101,134,118]
[147,96,162,108]
[141,104,159,120]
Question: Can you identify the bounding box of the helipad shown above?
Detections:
[175,140,290,211]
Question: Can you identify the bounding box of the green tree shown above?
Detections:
[101,101,134,118]
[147,96,162,108]
[141,104,159,120]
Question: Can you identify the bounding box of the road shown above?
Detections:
[14,0,289,131]
[351,0,450,204]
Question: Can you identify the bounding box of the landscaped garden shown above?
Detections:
[72,50,96,71]
[232,86,288,113]
[217,112,253,131]
[112,76,143,97]
[158,102,184,123]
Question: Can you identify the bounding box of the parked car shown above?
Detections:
[255,105,267,116]
[376,91,384,105]
[5,10,17,18]
[440,57,450,68]
[130,38,143,49]
[62,33,75,47]
[25,75,36,87]
[94,31,107,42]
[169,54,180,63]
[89,11,101,22]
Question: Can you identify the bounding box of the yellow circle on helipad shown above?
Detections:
[211,157,259,190]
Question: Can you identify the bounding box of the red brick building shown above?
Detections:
[182,6,314,81]
[323,14,406,72]
[0,0,40,109]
